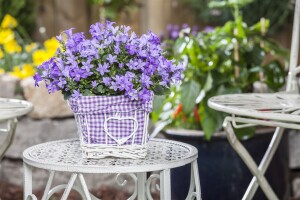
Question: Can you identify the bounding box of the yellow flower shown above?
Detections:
[0,68,4,75]
[32,49,52,66]
[0,29,14,44]
[44,37,59,54]
[4,40,22,54]
[9,64,35,79]
[1,14,18,29]
[25,43,38,53]
[0,49,3,59]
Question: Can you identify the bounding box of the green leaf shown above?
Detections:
[199,105,224,140]
[153,85,170,95]
[250,19,270,33]
[153,95,166,113]
[83,89,94,96]
[63,92,71,100]
[180,80,201,114]
[97,85,105,93]
[263,60,285,91]
[173,37,188,56]
[234,126,255,140]
[203,72,213,92]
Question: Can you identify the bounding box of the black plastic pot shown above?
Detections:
[164,129,289,200]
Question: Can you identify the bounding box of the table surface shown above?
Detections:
[23,138,198,173]
[0,98,33,120]
[208,93,300,123]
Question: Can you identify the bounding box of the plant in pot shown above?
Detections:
[33,21,184,159]
[151,0,289,199]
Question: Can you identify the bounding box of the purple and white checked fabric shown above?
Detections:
[68,95,153,145]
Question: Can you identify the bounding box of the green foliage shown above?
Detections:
[153,0,289,140]
[88,0,139,21]
[0,0,36,36]
[185,0,292,34]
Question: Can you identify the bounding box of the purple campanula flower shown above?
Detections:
[91,80,98,87]
[96,63,110,75]
[139,88,152,103]
[64,28,75,38]
[110,81,119,91]
[71,89,82,99]
[57,77,67,88]
[90,22,104,40]
[140,74,152,88]
[82,59,94,72]
[102,77,111,86]
[33,74,42,87]
[33,20,184,102]
[119,63,124,68]
[107,54,117,64]
[126,88,139,101]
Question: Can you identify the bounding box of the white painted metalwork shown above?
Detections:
[23,138,201,200]
[208,1,300,199]
[0,98,33,162]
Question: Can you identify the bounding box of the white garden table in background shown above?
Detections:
[0,98,33,161]
[23,138,201,200]
[208,1,300,199]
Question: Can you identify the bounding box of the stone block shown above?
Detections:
[0,74,19,98]
[20,77,73,119]
[6,117,77,158]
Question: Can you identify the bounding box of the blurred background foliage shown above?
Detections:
[184,0,293,34]
[0,0,36,36]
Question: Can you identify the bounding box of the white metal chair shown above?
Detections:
[208,1,300,199]
[0,98,33,162]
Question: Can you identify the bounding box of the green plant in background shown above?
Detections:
[152,0,289,139]
[0,0,36,37]
[87,0,139,22]
[184,0,292,34]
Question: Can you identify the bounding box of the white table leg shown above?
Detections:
[23,162,33,200]
[223,118,279,200]
[160,169,171,200]
[41,170,55,200]
[186,160,202,200]
[61,173,78,200]
[137,172,146,199]
[78,173,92,200]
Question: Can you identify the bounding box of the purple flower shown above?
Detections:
[102,77,111,86]
[90,22,104,40]
[126,88,139,101]
[91,81,98,87]
[33,20,184,102]
[139,88,152,103]
[33,74,42,87]
[64,28,75,38]
[107,54,117,64]
[140,74,152,88]
[71,89,82,99]
[96,63,110,75]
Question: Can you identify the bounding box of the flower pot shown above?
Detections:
[165,129,289,200]
[68,95,153,159]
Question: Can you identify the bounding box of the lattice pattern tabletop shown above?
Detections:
[0,98,33,121]
[23,138,198,174]
[208,93,300,124]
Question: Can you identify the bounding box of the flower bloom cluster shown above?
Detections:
[0,14,59,79]
[34,21,184,103]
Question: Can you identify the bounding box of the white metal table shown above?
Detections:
[0,98,33,161]
[208,93,300,200]
[23,138,201,200]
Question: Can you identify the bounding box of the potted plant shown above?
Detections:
[34,21,183,159]
[152,0,289,199]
